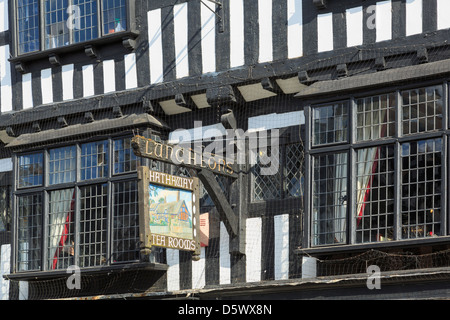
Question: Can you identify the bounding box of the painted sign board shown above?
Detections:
[138,166,201,258]
[131,135,237,178]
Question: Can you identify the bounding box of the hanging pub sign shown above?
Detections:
[138,166,201,258]
[131,135,237,178]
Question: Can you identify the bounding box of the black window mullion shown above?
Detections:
[394,141,401,241]
[41,0,45,49]
[11,153,17,273]
[69,0,74,45]
[42,189,49,271]
[40,0,44,51]
[442,135,447,237]
[106,180,112,265]
[350,98,356,144]
[98,0,104,36]
[395,89,401,139]
[304,105,312,248]
[349,147,356,245]
[281,144,286,199]
[73,185,79,268]
[442,81,448,131]
[42,148,48,270]
[106,138,113,264]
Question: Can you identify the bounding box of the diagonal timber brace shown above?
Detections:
[197,168,246,255]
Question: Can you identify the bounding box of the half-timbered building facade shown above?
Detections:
[0,0,450,300]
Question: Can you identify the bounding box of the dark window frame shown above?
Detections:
[311,100,350,147]
[12,0,137,60]
[248,125,305,216]
[0,171,13,246]
[305,81,449,249]
[12,134,143,274]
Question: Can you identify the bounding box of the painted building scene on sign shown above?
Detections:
[148,184,194,240]
[138,167,200,254]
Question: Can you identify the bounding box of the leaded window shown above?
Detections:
[81,140,108,180]
[73,0,99,43]
[113,137,140,174]
[252,145,281,201]
[112,180,139,262]
[49,146,76,185]
[312,102,348,146]
[17,194,42,271]
[44,0,70,49]
[312,152,348,246]
[402,85,443,135]
[401,138,442,239]
[284,143,304,198]
[356,145,395,243]
[309,83,447,248]
[18,153,43,188]
[250,129,304,202]
[102,0,127,35]
[16,0,129,54]
[14,136,143,272]
[356,93,396,141]
[79,184,108,267]
[0,185,11,232]
[48,188,75,270]
[17,0,40,55]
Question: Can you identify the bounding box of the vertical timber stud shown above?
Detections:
[230,154,247,260]
[192,177,202,261]
[138,166,152,262]
[197,168,246,255]
[203,86,247,256]
[221,109,246,256]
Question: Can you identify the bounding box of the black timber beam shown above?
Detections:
[295,58,450,100]
[197,168,245,255]
[261,77,283,94]
[197,169,238,237]
[174,93,197,111]
[2,31,450,127]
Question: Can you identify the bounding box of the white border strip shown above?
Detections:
[346,6,363,47]
[62,64,74,101]
[406,0,422,36]
[82,64,94,97]
[258,0,272,63]
[22,73,33,109]
[317,12,333,53]
[287,0,303,59]
[41,68,53,105]
[174,3,189,78]
[245,217,262,282]
[230,0,244,67]
[201,0,216,73]
[274,214,289,280]
[376,0,392,42]
[148,9,164,84]
[124,53,138,89]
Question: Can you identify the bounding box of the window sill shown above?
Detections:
[9,30,139,65]
[296,236,450,256]
[4,261,168,282]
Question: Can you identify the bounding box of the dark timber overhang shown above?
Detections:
[2,29,450,130]
[294,57,450,100]
[61,266,450,300]
[5,113,169,151]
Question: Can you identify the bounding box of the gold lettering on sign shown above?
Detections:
[131,135,236,177]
